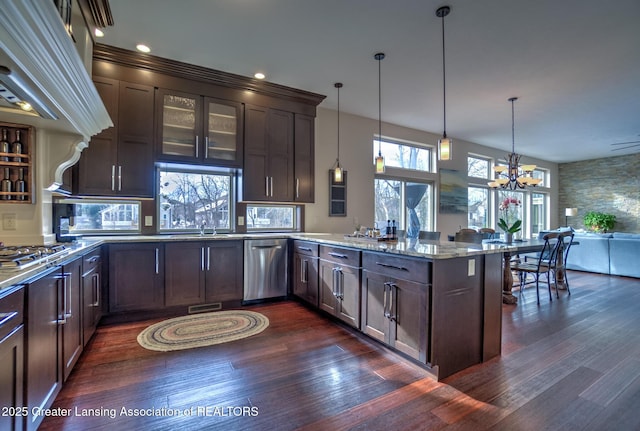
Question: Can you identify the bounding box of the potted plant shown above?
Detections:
[497,197,522,243]
[583,211,616,233]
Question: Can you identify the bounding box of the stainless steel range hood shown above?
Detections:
[0,0,112,189]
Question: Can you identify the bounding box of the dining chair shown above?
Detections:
[458,228,478,234]
[479,227,496,239]
[511,232,563,304]
[454,231,484,244]
[556,230,575,293]
[418,231,441,240]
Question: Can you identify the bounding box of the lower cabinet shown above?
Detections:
[164,240,243,307]
[0,286,24,431]
[361,252,430,363]
[82,248,103,346]
[61,256,83,382]
[25,267,64,431]
[292,240,319,307]
[109,243,164,312]
[319,246,361,328]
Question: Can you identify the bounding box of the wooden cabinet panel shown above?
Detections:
[26,267,62,431]
[76,79,154,197]
[109,244,164,312]
[319,245,361,329]
[294,114,315,202]
[243,105,294,201]
[61,257,83,382]
[293,251,319,307]
[117,82,155,197]
[205,240,243,303]
[82,249,102,346]
[0,286,24,431]
[362,251,429,362]
[165,242,206,306]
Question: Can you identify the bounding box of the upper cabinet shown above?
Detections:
[76,78,155,197]
[243,105,294,202]
[294,114,315,203]
[156,89,243,167]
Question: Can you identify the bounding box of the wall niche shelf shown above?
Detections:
[0,123,34,204]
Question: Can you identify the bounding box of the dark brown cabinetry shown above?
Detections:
[293,114,315,202]
[205,241,243,303]
[61,257,83,382]
[319,245,361,328]
[109,243,164,312]
[156,89,243,167]
[25,267,63,431]
[292,240,319,306]
[76,78,155,197]
[164,240,243,307]
[361,252,429,362]
[81,248,102,345]
[0,286,24,431]
[243,105,294,201]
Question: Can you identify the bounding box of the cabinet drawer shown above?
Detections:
[82,248,102,274]
[362,252,430,283]
[320,245,360,267]
[293,240,318,257]
[0,286,24,341]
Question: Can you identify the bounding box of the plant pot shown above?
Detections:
[504,232,513,244]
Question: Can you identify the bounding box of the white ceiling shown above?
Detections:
[100,0,640,163]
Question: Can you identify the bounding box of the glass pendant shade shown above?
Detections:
[333,164,343,182]
[438,136,452,161]
[375,154,385,173]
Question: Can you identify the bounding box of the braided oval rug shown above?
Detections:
[137,310,269,352]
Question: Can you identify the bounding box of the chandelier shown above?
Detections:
[488,97,542,189]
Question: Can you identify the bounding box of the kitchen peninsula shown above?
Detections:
[1,234,509,381]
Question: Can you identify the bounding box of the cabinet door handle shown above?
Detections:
[301,259,308,283]
[298,246,313,252]
[87,256,99,264]
[56,276,67,325]
[195,135,199,158]
[328,252,348,259]
[269,176,273,197]
[388,283,397,321]
[375,262,408,272]
[201,247,205,271]
[118,165,122,191]
[207,247,211,271]
[0,311,18,329]
[338,269,344,300]
[155,248,159,274]
[296,178,300,198]
[111,165,115,191]
[383,282,391,318]
[265,176,269,197]
[205,136,209,159]
[92,272,100,307]
[331,267,339,297]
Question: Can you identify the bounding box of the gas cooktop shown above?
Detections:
[0,244,70,271]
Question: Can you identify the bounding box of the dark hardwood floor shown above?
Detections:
[40,271,640,430]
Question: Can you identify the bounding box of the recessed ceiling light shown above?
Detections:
[94,28,104,38]
[136,44,151,53]
[254,72,265,80]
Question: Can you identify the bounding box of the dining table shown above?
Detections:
[484,238,574,305]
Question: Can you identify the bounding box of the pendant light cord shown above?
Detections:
[337,83,341,161]
[510,97,517,153]
[377,54,383,156]
[441,11,447,137]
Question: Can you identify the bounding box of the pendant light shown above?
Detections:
[488,97,542,189]
[333,82,344,183]
[374,52,385,173]
[436,6,452,161]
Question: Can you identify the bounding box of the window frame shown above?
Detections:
[59,198,142,235]
[157,164,235,234]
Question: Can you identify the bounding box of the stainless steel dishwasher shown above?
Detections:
[243,238,288,301]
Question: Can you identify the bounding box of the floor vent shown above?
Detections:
[189,303,222,314]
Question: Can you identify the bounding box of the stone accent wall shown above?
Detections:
[558,153,640,232]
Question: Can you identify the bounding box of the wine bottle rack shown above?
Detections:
[0,122,34,204]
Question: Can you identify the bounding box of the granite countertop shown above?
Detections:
[0,233,525,291]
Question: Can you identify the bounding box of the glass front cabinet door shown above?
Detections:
[157,89,243,167]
